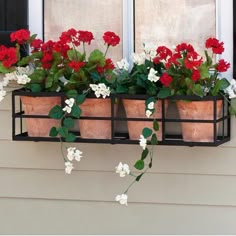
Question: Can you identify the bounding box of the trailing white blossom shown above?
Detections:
[147,101,155,110]
[148,68,160,82]
[139,135,147,150]
[63,98,75,114]
[115,194,128,206]
[117,58,129,71]
[90,83,111,98]
[131,52,146,65]
[145,109,152,118]
[67,147,83,162]
[16,74,31,85]
[65,161,74,174]
[225,79,236,99]
[115,162,130,177]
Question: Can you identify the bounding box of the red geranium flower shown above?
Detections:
[205,37,224,54]
[103,31,120,47]
[78,30,94,45]
[216,59,230,72]
[10,29,30,45]
[191,69,201,82]
[160,73,173,87]
[0,47,18,68]
[68,61,85,72]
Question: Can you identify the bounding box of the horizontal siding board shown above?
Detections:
[1,141,236,175]
[1,198,236,234]
[1,169,236,206]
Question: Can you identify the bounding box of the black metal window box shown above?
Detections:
[12,89,231,146]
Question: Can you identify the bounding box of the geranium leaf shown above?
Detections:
[153,119,159,131]
[66,89,78,98]
[88,49,105,66]
[29,83,42,92]
[134,160,145,170]
[151,133,158,145]
[48,105,63,119]
[76,94,86,104]
[219,78,230,90]
[58,127,68,137]
[63,117,74,129]
[229,97,236,116]
[65,132,76,142]
[142,127,152,138]
[141,148,149,160]
[192,84,204,97]
[157,87,172,98]
[49,127,58,137]
[71,106,81,118]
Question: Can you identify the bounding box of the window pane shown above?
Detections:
[44,0,123,61]
[134,0,215,53]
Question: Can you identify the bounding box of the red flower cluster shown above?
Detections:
[10,29,30,45]
[96,58,115,74]
[0,45,18,68]
[205,37,224,54]
[103,31,120,47]
[68,61,85,72]
[159,72,173,87]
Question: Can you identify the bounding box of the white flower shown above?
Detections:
[62,106,72,114]
[146,110,152,118]
[16,65,34,76]
[65,98,75,108]
[90,83,111,98]
[147,101,155,110]
[139,135,147,150]
[117,58,129,71]
[65,161,74,174]
[115,162,130,177]
[143,42,156,60]
[74,149,83,162]
[0,90,7,102]
[115,194,128,206]
[131,52,145,65]
[67,147,83,162]
[148,68,160,82]
[225,79,236,99]
[16,74,31,85]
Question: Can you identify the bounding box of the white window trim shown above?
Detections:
[28,0,233,79]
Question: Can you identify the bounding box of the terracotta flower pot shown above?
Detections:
[79,98,116,139]
[176,99,223,142]
[21,96,61,137]
[122,99,168,140]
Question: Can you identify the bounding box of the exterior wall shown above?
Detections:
[0,0,236,234]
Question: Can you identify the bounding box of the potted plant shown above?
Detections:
[114,43,171,141]
[153,38,236,142]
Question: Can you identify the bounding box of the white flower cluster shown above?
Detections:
[65,147,83,174]
[0,66,33,102]
[225,79,236,99]
[139,135,147,150]
[131,52,146,65]
[63,98,75,114]
[143,42,156,61]
[146,101,155,118]
[90,83,111,98]
[116,58,129,71]
[148,68,160,82]
[115,162,130,177]
[115,194,128,206]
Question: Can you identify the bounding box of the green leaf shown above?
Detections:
[142,127,152,138]
[0,62,12,73]
[153,119,159,131]
[77,94,86,104]
[200,63,210,78]
[88,49,105,66]
[134,160,145,170]
[71,106,81,118]
[141,148,149,160]
[45,74,54,88]
[48,105,63,119]
[67,49,83,61]
[29,83,42,92]
[192,84,204,97]
[65,132,77,142]
[151,133,158,145]
[58,127,69,138]
[49,127,58,137]
[135,173,144,182]
[63,117,74,129]
[229,97,236,116]
[66,90,78,99]
[157,87,172,99]
[219,78,230,90]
